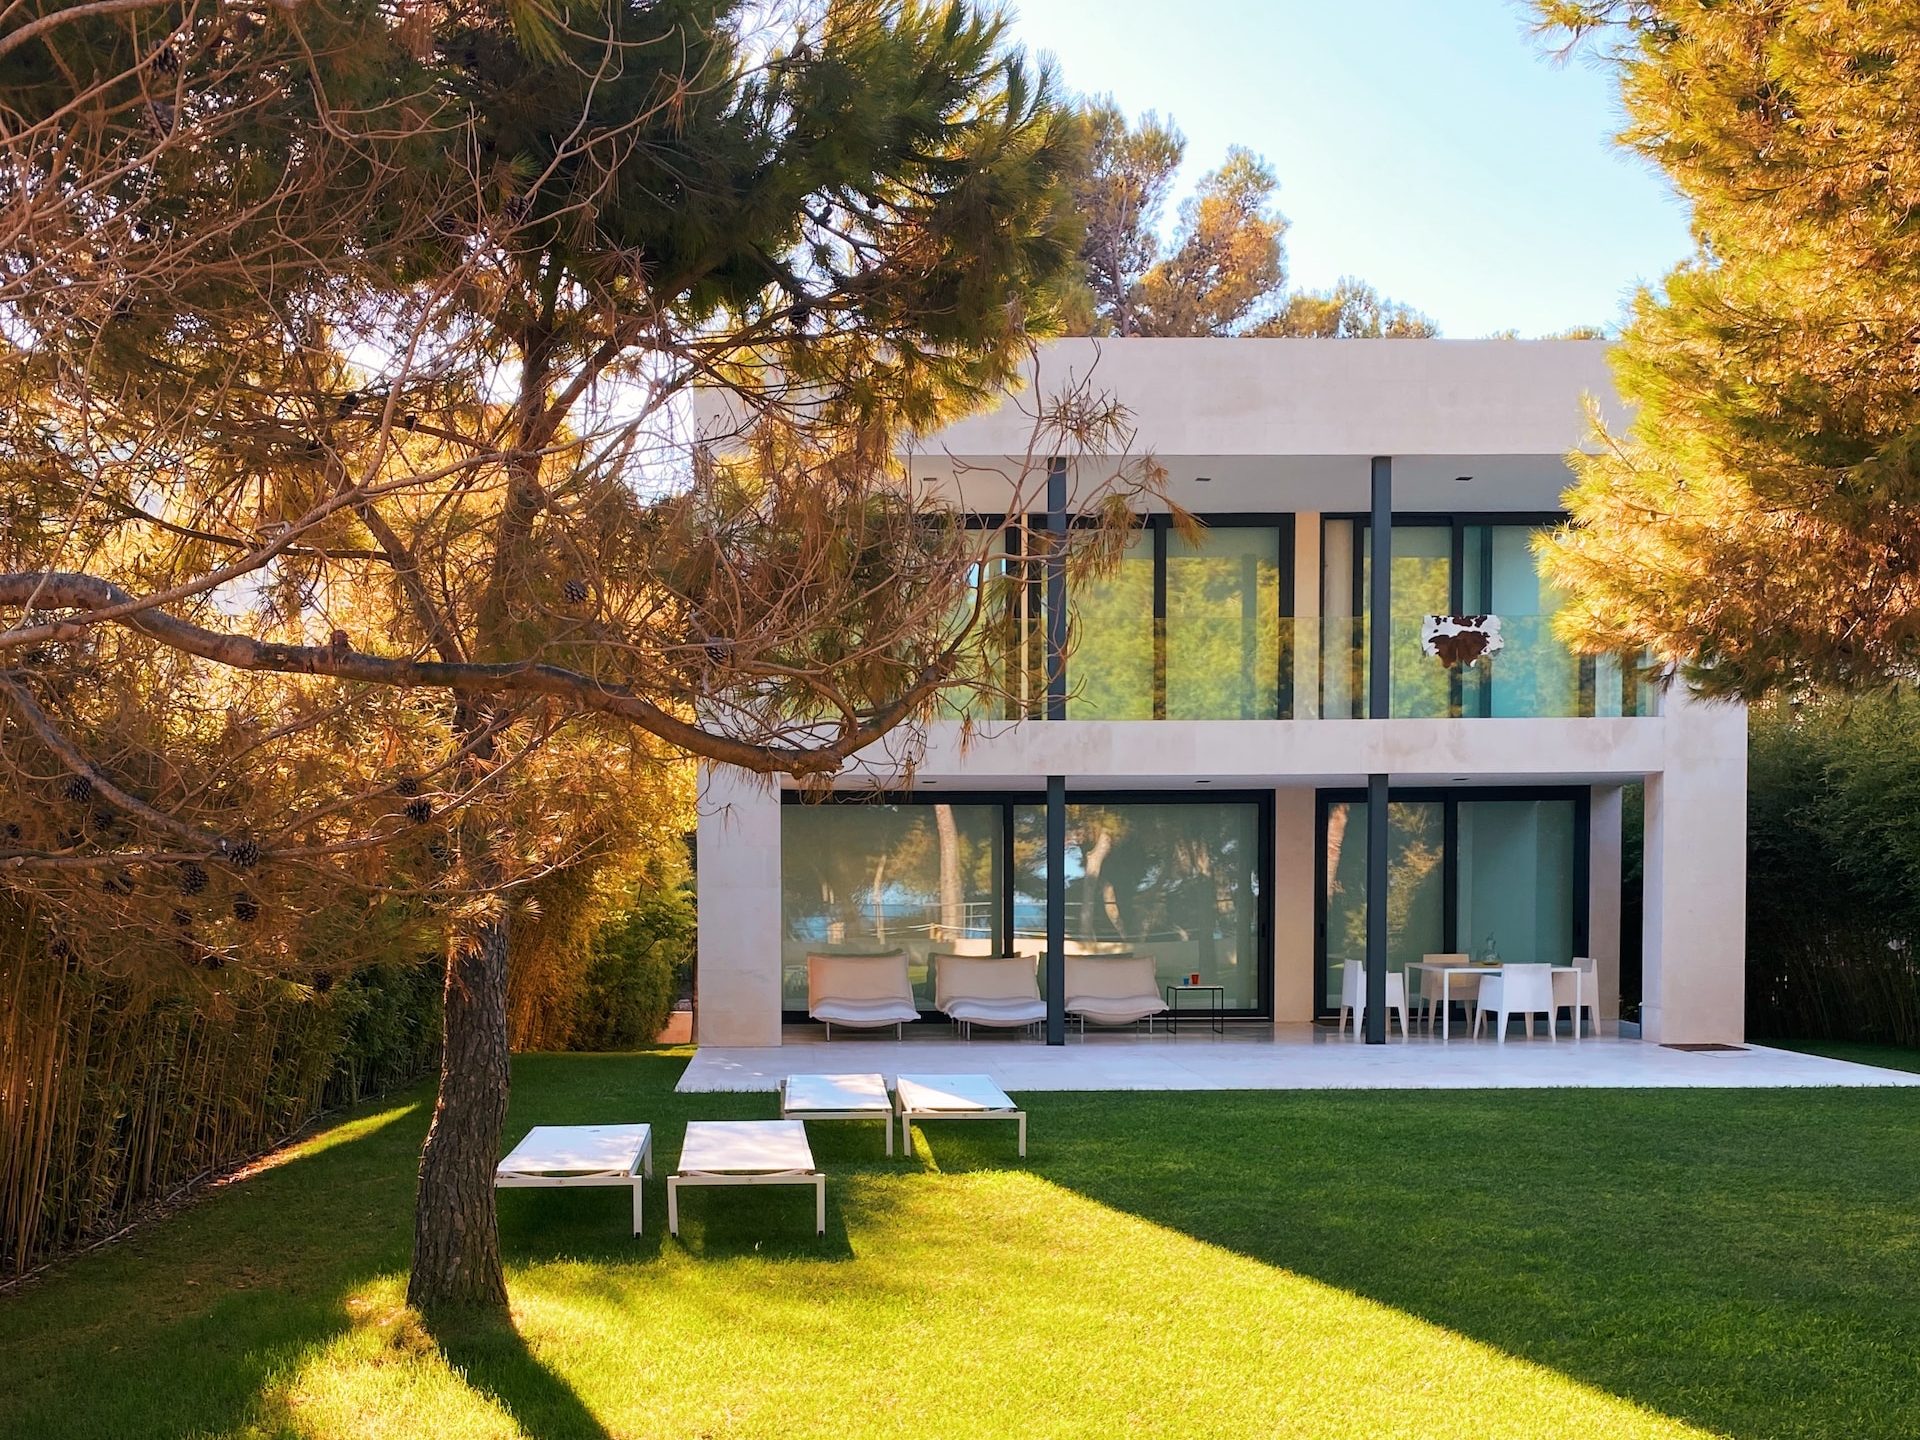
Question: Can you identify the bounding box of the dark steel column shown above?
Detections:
[1046,456,1068,722]
[1365,456,1392,1044]
[1045,773,1067,1045]
[1365,772,1390,1044]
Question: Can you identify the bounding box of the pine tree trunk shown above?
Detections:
[405,915,511,1312]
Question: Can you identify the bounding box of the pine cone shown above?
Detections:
[232,893,259,923]
[393,773,422,798]
[405,798,432,825]
[562,578,589,605]
[61,774,93,804]
[178,861,209,895]
[226,837,261,869]
[313,971,334,994]
[171,908,193,928]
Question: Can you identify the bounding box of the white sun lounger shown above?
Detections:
[668,1120,825,1236]
[894,1073,1026,1157]
[494,1123,654,1235]
[781,1072,895,1155]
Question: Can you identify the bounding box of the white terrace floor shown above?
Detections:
[677,1023,1920,1093]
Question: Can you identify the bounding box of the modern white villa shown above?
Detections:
[693,339,1748,1051]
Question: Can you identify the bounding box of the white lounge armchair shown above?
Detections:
[806,951,919,1038]
[1473,963,1556,1043]
[1552,956,1601,1040]
[932,953,1046,1038]
[1336,959,1409,1039]
[1064,954,1168,1033]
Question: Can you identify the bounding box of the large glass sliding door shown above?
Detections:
[1015,799,1268,1011]
[783,791,1272,1018]
[1319,797,1446,1006]
[1314,787,1588,1013]
[1455,797,1578,967]
[779,802,1005,1011]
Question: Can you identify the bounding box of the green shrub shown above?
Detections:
[1747,691,1920,1045]
[569,883,694,1050]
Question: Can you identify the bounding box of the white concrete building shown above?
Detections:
[695,339,1747,1049]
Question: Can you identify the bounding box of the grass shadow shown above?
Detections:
[1011,1085,1920,1440]
[423,1307,614,1440]
[0,1089,435,1439]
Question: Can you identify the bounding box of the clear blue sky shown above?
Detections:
[1004,0,1695,337]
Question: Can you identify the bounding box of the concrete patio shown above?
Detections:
[677,1023,1920,1093]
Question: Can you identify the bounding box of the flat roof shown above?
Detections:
[915,337,1623,461]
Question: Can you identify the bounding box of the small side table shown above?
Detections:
[1163,983,1226,1035]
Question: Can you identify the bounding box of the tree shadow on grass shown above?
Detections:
[0,1090,435,1440]
[423,1307,615,1440]
[995,1086,1920,1440]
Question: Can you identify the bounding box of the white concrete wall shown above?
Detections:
[923,338,1626,461]
[1640,692,1749,1045]
[694,767,783,1046]
[837,715,1672,790]
[1291,516,1322,721]
[1588,785,1624,1025]
[1271,787,1318,1023]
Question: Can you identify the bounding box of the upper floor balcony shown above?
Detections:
[961,511,1656,723]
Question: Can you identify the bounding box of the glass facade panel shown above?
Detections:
[1456,799,1577,965]
[1318,790,1584,1012]
[1165,526,1282,719]
[1063,801,1264,1010]
[1461,524,1585,719]
[1321,799,1446,1003]
[1354,523,1454,718]
[779,802,1004,1011]
[1067,529,1155,719]
[785,795,1269,1016]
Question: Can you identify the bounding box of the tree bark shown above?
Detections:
[405,914,512,1312]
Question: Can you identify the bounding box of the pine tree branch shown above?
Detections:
[0,572,950,777]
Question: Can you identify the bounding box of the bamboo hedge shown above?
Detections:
[0,905,439,1278]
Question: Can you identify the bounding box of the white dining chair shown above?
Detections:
[1415,952,1477,1032]
[1552,956,1602,1040]
[1472,963,1556,1043]
[1337,959,1409,1039]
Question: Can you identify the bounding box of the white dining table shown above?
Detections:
[1405,963,1497,1041]
[1405,963,1583,1041]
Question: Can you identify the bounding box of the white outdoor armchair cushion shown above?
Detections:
[1474,963,1557,1043]
[806,951,919,1037]
[930,953,1046,1032]
[1064,954,1168,1028]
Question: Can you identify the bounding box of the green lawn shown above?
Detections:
[2,1051,1918,1440]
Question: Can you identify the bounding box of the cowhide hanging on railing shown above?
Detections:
[1420,614,1505,667]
